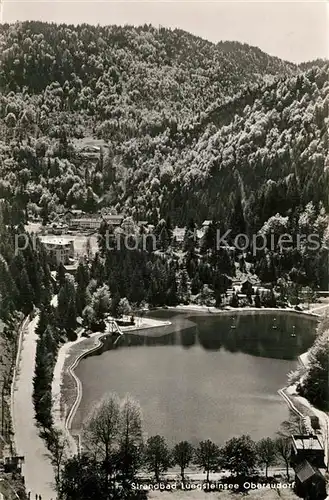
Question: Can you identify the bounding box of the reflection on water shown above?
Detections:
[74,310,317,445]
[94,311,315,361]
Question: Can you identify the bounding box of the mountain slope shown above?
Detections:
[0,22,327,231]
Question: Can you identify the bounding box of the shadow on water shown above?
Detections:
[192,312,316,360]
[73,310,318,442]
[88,310,318,362]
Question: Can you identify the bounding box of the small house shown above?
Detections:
[80,145,101,157]
[64,262,79,276]
[62,209,85,225]
[294,460,327,500]
[4,455,24,474]
[291,434,325,469]
[40,237,74,265]
[102,214,124,226]
[241,277,255,295]
[69,216,101,230]
[200,220,212,234]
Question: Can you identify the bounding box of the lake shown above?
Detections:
[72,310,317,445]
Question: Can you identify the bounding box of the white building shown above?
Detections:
[40,237,74,265]
[68,214,124,230]
[69,216,101,230]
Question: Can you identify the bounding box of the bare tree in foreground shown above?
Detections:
[144,435,172,482]
[257,437,277,478]
[275,436,291,481]
[118,394,143,479]
[44,428,68,492]
[83,392,121,492]
[173,441,194,483]
[194,439,220,483]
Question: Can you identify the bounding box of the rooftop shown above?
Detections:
[64,263,79,271]
[295,460,324,483]
[241,276,261,285]
[71,217,101,223]
[70,214,124,223]
[103,214,124,220]
[292,435,324,452]
[40,237,73,246]
[69,209,84,215]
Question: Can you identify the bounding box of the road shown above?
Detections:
[12,315,56,500]
[308,296,329,315]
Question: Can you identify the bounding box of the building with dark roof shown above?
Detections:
[200,220,212,233]
[294,460,327,500]
[103,214,124,226]
[241,277,255,295]
[291,434,325,469]
[68,214,124,230]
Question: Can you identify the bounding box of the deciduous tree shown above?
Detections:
[144,435,171,482]
[194,440,220,482]
[173,441,194,483]
[221,435,257,477]
[257,437,277,478]
[275,437,291,481]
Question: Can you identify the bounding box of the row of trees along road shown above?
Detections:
[56,393,294,500]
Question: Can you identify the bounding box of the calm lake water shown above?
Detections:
[73,310,318,445]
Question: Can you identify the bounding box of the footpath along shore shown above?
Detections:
[278,303,329,470]
[52,315,171,455]
[52,301,328,453]
[168,301,329,317]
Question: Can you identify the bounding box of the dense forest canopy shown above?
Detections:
[0,21,327,229]
[0,22,328,500]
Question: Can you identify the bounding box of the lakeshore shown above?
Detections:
[168,299,329,317]
[7,300,326,500]
[52,305,322,454]
[280,348,329,469]
[52,315,172,454]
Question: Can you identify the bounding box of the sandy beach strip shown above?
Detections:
[51,315,171,454]
[168,304,322,318]
[52,304,325,456]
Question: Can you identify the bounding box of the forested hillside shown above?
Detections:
[0,21,328,230]
[0,21,328,500]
